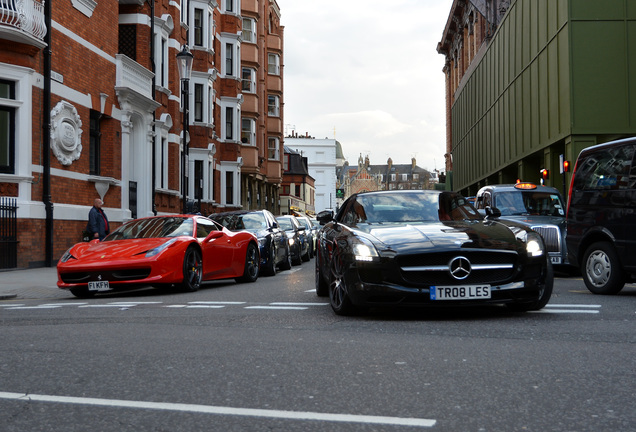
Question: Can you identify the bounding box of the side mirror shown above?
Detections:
[485,206,501,219]
[204,231,224,242]
[316,210,334,225]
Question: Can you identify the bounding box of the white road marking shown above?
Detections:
[532,309,600,314]
[269,302,328,306]
[0,391,436,427]
[245,306,307,310]
[5,305,62,310]
[188,301,246,305]
[531,304,602,314]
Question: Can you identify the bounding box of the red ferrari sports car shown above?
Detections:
[57,215,260,298]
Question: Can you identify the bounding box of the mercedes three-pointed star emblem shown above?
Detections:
[449,256,471,280]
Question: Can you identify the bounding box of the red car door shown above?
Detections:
[196,218,235,279]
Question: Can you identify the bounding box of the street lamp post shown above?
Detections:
[176,45,194,214]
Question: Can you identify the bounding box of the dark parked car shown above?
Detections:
[295,214,316,257]
[276,215,310,265]
[315,190,553,316]
[566,137,636,294]
[474,183,568,266]
[210,210,291,276]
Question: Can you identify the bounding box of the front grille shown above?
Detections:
[396,250,517,286]
[61,268,152,284]
[531,225,561,253]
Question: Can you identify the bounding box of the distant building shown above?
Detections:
[280,146,315,215]
[338,155,434,204]
[284,135,338,213]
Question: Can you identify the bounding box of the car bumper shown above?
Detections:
[342,260,548,308]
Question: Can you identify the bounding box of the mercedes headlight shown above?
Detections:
[516,230,544,257]
[353,236,379,262]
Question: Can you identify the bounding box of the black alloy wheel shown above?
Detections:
[328,250,357,316]
[237,243,259,283]
[264,242,277,276]
[180,245,202,292]
[279,244,292,270]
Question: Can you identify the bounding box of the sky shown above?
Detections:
[276,0,454,173]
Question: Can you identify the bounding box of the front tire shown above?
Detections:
[236,243,259,283]
[279,244,292,270]
[264,243,277,276]
[180,246,202,292]
[329,251,357,316]
[315,251,329,297]
[582,241,625,294]
[507,260,554,312]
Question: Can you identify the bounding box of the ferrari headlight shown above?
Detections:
[353,237,379,262]
[59,248,75,263]
[146,238,178,257]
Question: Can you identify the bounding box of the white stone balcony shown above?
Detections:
[115,54,154,101]
[0,0,47,47]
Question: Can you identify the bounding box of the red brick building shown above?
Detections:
[0,0,284,269]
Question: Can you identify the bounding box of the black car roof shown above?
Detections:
[477,184,561,194]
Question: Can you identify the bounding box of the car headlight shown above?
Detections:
[146,238,178,257]
[59,248,75,263]
[288,238,295,246]
[353,236,379,262]
[516,230,544,257]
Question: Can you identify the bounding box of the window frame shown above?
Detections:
[268,136,279,160]
[242,67,256,93]
[241,117,256,145]
[267,53,280,75]
[0,79,16,175]
[267,94,279,117]
[242,17,256,43]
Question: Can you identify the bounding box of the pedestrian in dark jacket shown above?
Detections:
[87,198,109,241]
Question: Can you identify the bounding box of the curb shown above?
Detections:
[0,293,18,300]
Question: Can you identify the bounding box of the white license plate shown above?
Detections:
[430,285,491,300]
[88,281,110,291]
[550,256,562,264]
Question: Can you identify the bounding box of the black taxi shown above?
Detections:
[475,183,568,266]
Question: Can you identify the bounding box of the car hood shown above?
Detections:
[69,238,183,261]
[354,221,522,255]
[498,215,565,228]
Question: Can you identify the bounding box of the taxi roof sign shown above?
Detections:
[514,182,537,190]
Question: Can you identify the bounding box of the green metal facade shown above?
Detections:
[451,0,636,196]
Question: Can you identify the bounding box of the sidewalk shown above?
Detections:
[0,267,68,300]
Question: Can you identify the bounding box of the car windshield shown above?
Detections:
[213,213,266,230]
[494,191,565,216]
[276,218,294,231]
[104,217,193,241]
[350,192,481,223]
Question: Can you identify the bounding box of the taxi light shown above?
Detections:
[514,182,537,190]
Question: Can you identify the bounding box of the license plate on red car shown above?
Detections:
[88,281,110,292]
[430,285,491,300]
